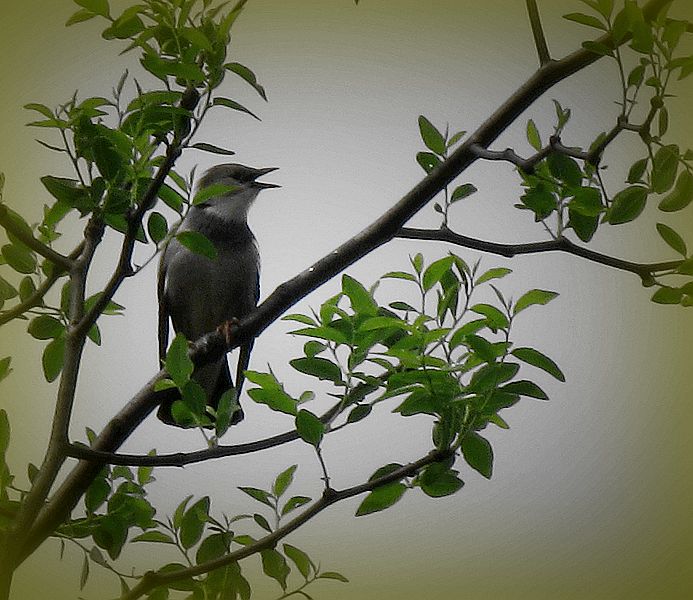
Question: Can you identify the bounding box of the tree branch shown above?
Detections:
[525,0,551,66]
[397,226,681,284]
[0,204,74,272]
[121,447,450,600]
[13,0,673,567]
[64,400,345,467]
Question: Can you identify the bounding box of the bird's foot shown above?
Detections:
[217,318,240,348]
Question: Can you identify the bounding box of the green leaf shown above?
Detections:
[41,176,91,210]
[656,223,687,256]
[563,12,607,30]
[416,151,441,173]
[461,432,493,479]
[85,477,110,513]
[651,145,680,194]
[290,357,343,385]
[0,357,12,383]
[196,533,231,565]
[281,495,311,516]
[382,270,416,282]
[191,142,236,156]
[511,347,565,381]
[520,185,556,221]
[132,531,176,544]
[273,465,297,498]
[513,289,558,314]
[75,0,110,18]
[147,212,168,244]
[261,549,290,591]
[212,97,261,120]
[0,409,9,455]
[319,571,349,583]
[567,209,599,242]
[192,183,239,205]
[422,256,454,291]
[569,187,603,217]
[470,303,509,331]
[607,186,648,224]
[676,259,693,276]
[176,231,217,260]
[356,482,406,516]
[42,337,65,382]
[418,116,446,156]
[283,544,313,579]
[2,245,36,275]
[28,315,64,340]
[225,62,267,100]
[181,27,213,51]
[180,496,210,549]
[526,119,541,150]
[66,8,97,26]
[295,410,324,447]
[418,462,464,498]
[658,171,693,212]
[651,287,683,304]
[238,486,274,508]
[165,333,193,389]
[475,267,512,285]
[502,380,549,400]
[450,183,477,202]
[547,153,582,187]
[342,274,377,315]
[215,388,239,438]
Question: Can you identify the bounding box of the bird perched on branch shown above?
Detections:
[157,163,280,427]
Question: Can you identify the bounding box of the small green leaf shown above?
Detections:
[422,256,454,291]
[273,465,297,498]
[418,462,464,498]
[2,245,37,275]
[547,153,582,187]
[502,380,549,400]
[75,0,110,18]
[319,571,349,583]
[418,115,446,155]
[176,231,217,260]
[191,142,236,156]
[281,495,311,516]
[607,186,648,224]
[42,337,65,382]
[342,274,377,315]
[658,171,693,212]
[511,347,565,381]
[569,187,603,217]
[651,145,679,194]
[147,212,168,244]
[180,496,210,549]
[261,548,290,591]
[450,183,477,202]
[28,315,64,340]
[461,432,493,478]
[513,289,559,314]
[356,482,406,516]
[656,223,687,256]
[563,12,607,30]
[283,544,312,579]
[215,388,239,438]
[475,267,512,285]
[295,410,324,447]
[416,151,441,173]
[0,357,12,383]
[212,97,261,120]
[131,531,176,544]
[165,333,193,389]
[526,119,541,150]
[290,357,343,384]
[238,486,274,508]
[651,286,683,304]
[676,259,693,276]
[225,62,267,100]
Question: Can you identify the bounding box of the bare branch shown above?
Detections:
[397,226,681,284]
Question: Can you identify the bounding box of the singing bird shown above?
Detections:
[157,163,279,427]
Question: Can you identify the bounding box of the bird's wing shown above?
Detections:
[157,252,170,365]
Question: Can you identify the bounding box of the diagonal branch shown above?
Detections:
[15,0,673,568]
[121,447,450,600]
[0,204,74,271]
[397,226,682,284]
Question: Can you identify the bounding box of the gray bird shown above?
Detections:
[157,163,279,427]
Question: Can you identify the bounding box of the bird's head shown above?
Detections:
[194,163,280,223]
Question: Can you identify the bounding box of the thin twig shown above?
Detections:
[525,0,551,66]
[397,226,680,284]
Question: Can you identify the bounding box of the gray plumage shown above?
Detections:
[157,163,279,427]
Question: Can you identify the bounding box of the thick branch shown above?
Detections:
[398,226,681,283]
[0,204,74,271]
[122,447,450,600]
[15,0,673,567]
[65,400,344,467]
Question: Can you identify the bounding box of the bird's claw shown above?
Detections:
[217,318,240,347]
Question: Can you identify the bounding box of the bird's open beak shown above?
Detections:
[252,167,281,189]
